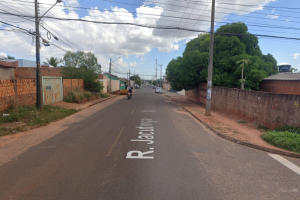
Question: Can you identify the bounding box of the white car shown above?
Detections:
[155,87,162,93]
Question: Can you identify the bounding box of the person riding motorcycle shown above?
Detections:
[128,87,133,98]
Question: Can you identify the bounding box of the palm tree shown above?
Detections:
[236,59,250,90]
[43,57,62,67]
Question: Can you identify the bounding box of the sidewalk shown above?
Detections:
[164,92,300,159]
[51,95,118,110]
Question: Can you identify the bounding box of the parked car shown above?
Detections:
[152,86,156,89]
[155,87,162,93]
[135,85,140,89]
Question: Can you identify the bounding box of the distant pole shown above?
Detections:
[205,0,215,116]
[155,59,157,83]
[129,69,131,87]
[109,58,111,93]
[35,0,42,110]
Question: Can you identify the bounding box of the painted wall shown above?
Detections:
[186,83,300,129]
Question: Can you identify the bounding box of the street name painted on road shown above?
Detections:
[126,118,157,159]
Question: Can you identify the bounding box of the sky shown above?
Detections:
[0,0,299,80]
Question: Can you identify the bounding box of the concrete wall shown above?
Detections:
[0,68,15,80]
[111,79,120,92]
[260,80,300,95]
[98,79,108,93]
[186,83,300,129]
[0,79,36,112]
[163,83,171,90]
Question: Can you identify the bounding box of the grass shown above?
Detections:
[100,93,109,98]
[0,105,77,137]
[261,131,300,153]
[237,120,248,123]
[65,90,108,103]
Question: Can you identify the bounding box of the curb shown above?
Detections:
[88,95,118,107]
[168,97,300,159]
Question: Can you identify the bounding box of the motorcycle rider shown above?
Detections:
[128,87,133,98]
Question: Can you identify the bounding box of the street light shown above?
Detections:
[35,0,62,110]
[109,57,121,93]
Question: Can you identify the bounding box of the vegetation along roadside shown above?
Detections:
[0,105,78,137]
[261,126,300,154]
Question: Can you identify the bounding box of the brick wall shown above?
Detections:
[16,67,62,79]
[63,79,84,97]
[260,80,300,95]
[0,79,36,112]
[186,83,300,129]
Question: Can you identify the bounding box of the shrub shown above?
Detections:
[275,125,300,135]
[83,91,93,99]
[100,93,109,98]
[84,79,104,93]
[261,131,300,153]
[64,91,85,103]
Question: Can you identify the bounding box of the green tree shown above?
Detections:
[130,74,141,81]
[7,55,15,59]
[43,57,62,67]
[152,80,157,86]
[166,22,278,91]
[62,51,103,92]
[135,79,141,86]
[236,59,250,90]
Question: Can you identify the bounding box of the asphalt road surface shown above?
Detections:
[0,87,300,200]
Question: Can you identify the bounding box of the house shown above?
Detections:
[98,73,121,93]
[259,72,300,95]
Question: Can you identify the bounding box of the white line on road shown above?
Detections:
[268,154,300,176]
[107,127,125,156]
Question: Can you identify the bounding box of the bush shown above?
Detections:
[84,79,104,93]
[100,93,109,98]
[261,131,300,153]
[275,126,300,135]
[64,91,85,103]
[83,91,93,99]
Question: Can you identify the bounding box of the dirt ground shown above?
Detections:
[169,95,297,155]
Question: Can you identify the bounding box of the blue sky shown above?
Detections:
[0,0,299,80]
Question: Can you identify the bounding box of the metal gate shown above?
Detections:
[42,77,63,105]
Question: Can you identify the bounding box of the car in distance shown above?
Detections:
[155,87,162,93]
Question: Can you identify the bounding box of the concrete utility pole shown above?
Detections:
[129,69,131,87]
[205,0,215,116]
[155,59,157,82]
[109,58,111,93]
[35,0,42,110]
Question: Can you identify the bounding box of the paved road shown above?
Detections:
[0,87,300,200]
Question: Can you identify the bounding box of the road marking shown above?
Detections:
[268,154,300,176]
[131,107,136,114]
[142,110,155,112]
[106,127,125,156]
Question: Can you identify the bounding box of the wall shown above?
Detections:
[0,68,15,80]
[111,79,120,92]
[98,79,108,93]
[260,80,300,95]
[63,79,84,97]
[163,83,171,90]
[186,83,300,129]
[16,67,62,79]
[0,79,36,112]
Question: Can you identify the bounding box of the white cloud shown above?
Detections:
[0,0,277,67]
[130,62,137,66]
[266,15,278,19]
[292,53,299,59]
[0,52,7,58]
[279,62,289,65]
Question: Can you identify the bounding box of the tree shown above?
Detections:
[236,59,250,90]
[7,55,15,59]
[135,79,141,86]
[166,22,278,91]
[43,57,62,67]
[61,51,103,92]
[130,74,141,81]
[152,80,157,86]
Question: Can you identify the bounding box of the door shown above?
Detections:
[42,77,63,105]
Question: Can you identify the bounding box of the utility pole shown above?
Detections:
[109,58,111,93]
[155,59,157,83]
[129,69,131,87]
[35,0,42,111]
[205,0,216,116]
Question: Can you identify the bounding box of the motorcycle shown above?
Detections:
[127,92,132,99]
